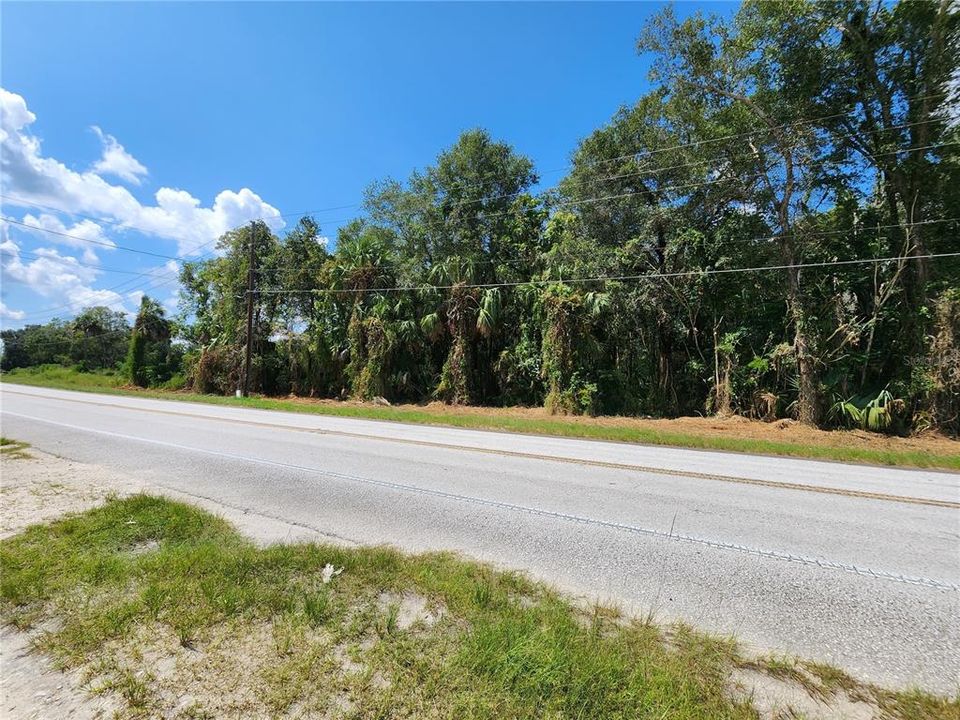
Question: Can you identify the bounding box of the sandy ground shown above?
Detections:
[274,394,960,459]
[0,448,906,719]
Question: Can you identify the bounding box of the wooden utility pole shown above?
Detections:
[242,221,256,397]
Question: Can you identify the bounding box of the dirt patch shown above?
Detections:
[729,668,880,720]
[0,450,134,540]
[125,539,161,556]
[0,449,338,719]
[275,394,960,459]
[0,450,137,719]
[87,619,382,718]
[0,624,122,720]
[377,591,445,630]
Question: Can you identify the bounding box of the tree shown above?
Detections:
[126,295,176,387]
[70,306,130,371]
[160,25,957,434]
[1,320,72,370]
[638,7,835,424]
[179,220,281,393]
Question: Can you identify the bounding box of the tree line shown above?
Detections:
[3,1,958,434]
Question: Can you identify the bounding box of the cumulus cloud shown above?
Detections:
[0,301,25,321]
[14,213,113,264]
[0,87,284,257]
[0,236,126,319]
[90,126,148,185]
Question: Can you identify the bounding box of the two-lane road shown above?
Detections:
[1,384,957,692]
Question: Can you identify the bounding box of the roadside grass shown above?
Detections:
[2,364,124,391]
[0,436,32,459]
[3,365,959,470]
[1,496,955,719]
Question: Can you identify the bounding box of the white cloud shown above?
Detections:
[14,213,113,263]
[0,236,126,319]
[90,126,148,185]
[0,301,25,321]
[0,87,284,257]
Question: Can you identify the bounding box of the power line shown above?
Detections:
[2,131,950,261]
[7,235,221,321]
[271,136,954,233]
[241,90,952,221]
[0,326,134,355]
[561,93,951,172]
[11,271,182,322]
[3,218,185,261]
[7,101,944,234]
[421,129,954,215]
[5,249,179,278]
[7,251,956,347]
[251,251,960,296]
[2,95,952,322]
[0,194,286,236]
[7,183,955,314]
[251,216,960,275]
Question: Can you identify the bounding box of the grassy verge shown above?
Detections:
[3,365,958,470]
[0,436,32,459]
[1,496,953,719]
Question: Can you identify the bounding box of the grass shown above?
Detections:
[0,436,32,459]
[3,364,959,470]
[1,496,956,719]
[2,364,125,390]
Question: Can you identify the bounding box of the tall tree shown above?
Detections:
[639,7,834,423]
[126,295,176,387]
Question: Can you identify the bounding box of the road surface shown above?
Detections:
[2,384,958,692]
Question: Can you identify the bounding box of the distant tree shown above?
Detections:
[69,307,130,370]
[126,295,177,387]
[1,320,72,370]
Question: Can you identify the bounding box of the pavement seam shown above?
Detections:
[6,410,958,593]
[4,389,956,509]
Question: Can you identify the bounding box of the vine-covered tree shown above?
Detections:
[126,295,178,388]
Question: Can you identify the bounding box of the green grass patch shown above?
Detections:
[1,496,955,719]
[3,364,123,391]
[0,436,32,459]
[3,365,958,470]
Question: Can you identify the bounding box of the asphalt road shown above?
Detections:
[2,384,958,693]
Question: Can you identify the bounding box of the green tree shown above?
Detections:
[125,295,177,387]
[69,306,130,371]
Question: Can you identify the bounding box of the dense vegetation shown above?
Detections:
[1,297,183,390]
[3,2,958,435]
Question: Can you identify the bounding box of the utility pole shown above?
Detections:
[242,221,256,397]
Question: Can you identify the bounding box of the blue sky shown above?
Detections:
[0,2,733,328]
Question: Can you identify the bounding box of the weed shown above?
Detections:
[0,436,32,459]
[377,602,400,637]
[303,587,332,626]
